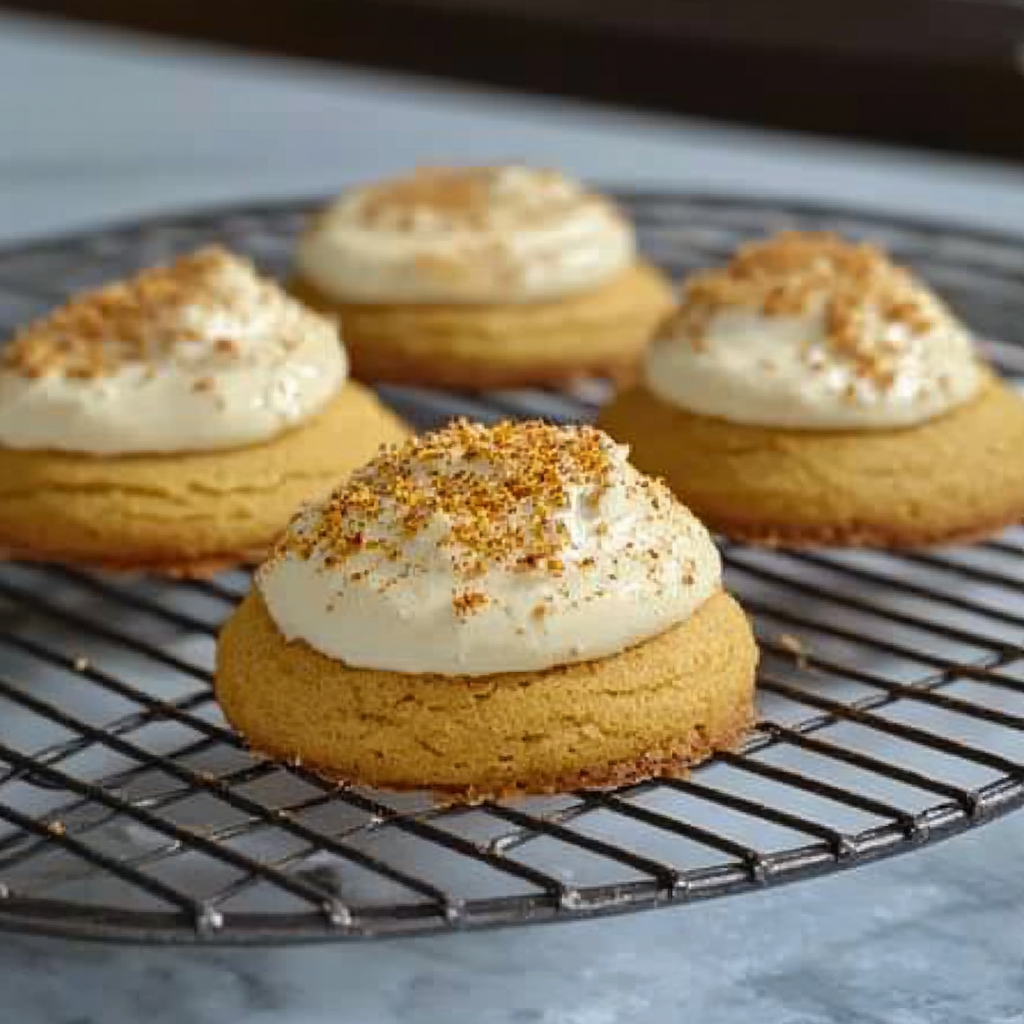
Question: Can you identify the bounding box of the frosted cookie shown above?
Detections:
[600,231,1024,547]
[291,166,675,389]
[0,247,408,574]
[216,420,757,800]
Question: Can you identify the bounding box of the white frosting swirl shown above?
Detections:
[0,247,347,455]
[645,232,982,430]
[295,165,635,305]
[258,421,720,677]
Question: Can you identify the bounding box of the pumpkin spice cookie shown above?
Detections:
[600,232,1024,547]
[216,420,757,800]
[291,165,675,389]
[0,247,408,574]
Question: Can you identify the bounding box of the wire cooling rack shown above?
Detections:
[0,193,1022,945]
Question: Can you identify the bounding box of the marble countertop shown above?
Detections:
[4,818,1024,1024]
[0,13,1022,1024]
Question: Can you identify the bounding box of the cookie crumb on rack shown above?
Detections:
[778,632,810,669]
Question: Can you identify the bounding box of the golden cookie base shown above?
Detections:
[291,262,675,390]
[600,375,1024,549]
[0,382,409,573]
[215,590,758,803]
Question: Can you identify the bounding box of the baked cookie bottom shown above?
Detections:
[291,262,675,390]
[599,376,1024,548]
[215,590,758,802]
[0,382,409,576]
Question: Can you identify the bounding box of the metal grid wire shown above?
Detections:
[0,192,1021,944]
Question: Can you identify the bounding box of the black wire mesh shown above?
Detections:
[0,192,1021,944]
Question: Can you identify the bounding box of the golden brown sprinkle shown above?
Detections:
[673,231,946,389]
[363,167,498,221]
[276,419,618,574]
[453,590,490,617]
[265,420,692,621]
[353,165,617,233]
[269,419,684,622]
[1,246,268,380]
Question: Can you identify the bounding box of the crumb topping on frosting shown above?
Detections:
[259,420,720,675]
[353,166,618,232]
[673,232,948,389]
[645,231,981,431]
[0,246,347,454]
[272,419,673,603]
[294,165,636,305]
[3,246,311,380]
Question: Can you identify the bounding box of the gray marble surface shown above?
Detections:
[0,13,1022,1024]
[2,819,1023,1024]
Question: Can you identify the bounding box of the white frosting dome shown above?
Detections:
[258,420,720,677]
[0,247,347,455]
[645,232,982,430]
[295,165,636,304]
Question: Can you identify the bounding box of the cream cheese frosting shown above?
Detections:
[294,165,636,305]
[0,247,347,455]
[258,420,720,677]
[645,232,981,430]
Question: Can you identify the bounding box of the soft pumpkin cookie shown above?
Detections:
[601,376,1024,547]
[0,247,408,574]
[0,383,407,573]
[292,166,675,389]
[216,420,757,800]
[600,231,1024,548]
[292,262,673,389]
[218,588,755,798]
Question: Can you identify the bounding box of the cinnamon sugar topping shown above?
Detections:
[355,166,611,232]
[3,247,301,380]
[673,232,947,388]
[275,420,634,595]
[362,167,496,224]
[258,420,722,676]
[645,229,981,430]
[0,245,348,455]
[295,165,636,304]
[453,590,490,617]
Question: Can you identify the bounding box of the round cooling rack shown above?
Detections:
[0,192,1022,945]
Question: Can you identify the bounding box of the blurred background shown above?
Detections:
[1,2,1024,243]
